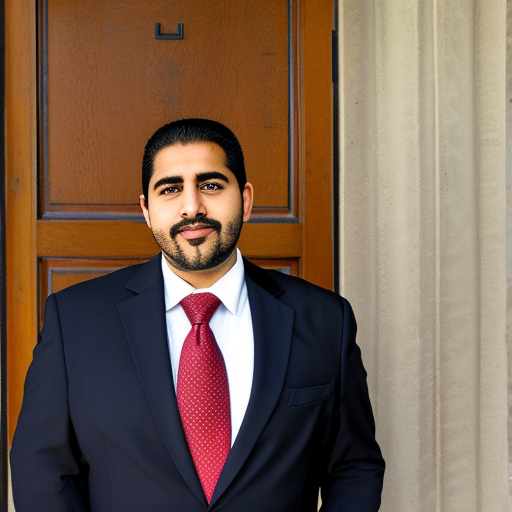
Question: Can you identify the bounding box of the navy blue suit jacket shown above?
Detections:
[11,255,384,511]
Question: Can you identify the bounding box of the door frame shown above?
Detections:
[0,0,8,509]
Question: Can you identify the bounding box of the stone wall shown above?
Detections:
[338,1,509,510]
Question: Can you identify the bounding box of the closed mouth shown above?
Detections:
[178,224,215,240]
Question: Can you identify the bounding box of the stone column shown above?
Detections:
[338,1,508,510]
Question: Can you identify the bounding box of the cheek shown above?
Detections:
[217,194,243,219]
[145,214,168,234]
[147,204,178,227]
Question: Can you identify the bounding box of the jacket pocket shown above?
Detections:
[287,381,335,407]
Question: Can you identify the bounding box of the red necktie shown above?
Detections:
[177,292,231,503]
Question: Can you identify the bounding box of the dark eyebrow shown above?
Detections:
[196,172,229,183]
[153,176,183,191]
[152,171,229,192]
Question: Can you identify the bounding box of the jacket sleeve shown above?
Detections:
[10,294,89,512]
[319,297,385,512]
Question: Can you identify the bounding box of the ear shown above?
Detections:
[242,182,254,222]
[139,195,152,228]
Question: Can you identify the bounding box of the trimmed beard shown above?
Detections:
[152,209,243,272]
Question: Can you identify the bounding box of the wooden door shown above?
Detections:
[5,0,334,449]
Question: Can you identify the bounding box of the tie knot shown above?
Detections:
[180,292,221,325]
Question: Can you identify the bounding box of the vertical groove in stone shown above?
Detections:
[377,1,422,508]
[432,0,442,508]
[506,0,512,507]
[438,2,479,506]
[474,2,484,508]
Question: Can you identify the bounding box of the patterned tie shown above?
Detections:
[177,292,231,503]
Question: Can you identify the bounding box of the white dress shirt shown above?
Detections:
[161,248,254,446]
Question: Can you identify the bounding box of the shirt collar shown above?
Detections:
[161,248,245,316]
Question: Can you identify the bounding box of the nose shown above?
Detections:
[180,186,207,218]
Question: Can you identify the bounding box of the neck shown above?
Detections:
[163,250,237,289]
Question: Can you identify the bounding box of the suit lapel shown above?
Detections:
[210,260,294,507]
[116,256,294,509]
[116,255,207,508]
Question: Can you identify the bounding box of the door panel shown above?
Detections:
[41,0,294,218]
[38,258,146,326]
[6,0,334,447]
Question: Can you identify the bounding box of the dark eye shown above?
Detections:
[160,186,179,195]
[202,182,222,191]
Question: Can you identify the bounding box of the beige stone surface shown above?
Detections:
[8,461,13,512]
[507,0,512,506]
[339,0,509,510]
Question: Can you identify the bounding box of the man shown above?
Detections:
[11,119,385,511]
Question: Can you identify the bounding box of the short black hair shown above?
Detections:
[142,118,246,202]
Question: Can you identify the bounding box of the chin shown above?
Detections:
[185,236,207,247]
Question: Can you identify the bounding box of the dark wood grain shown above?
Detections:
[36,220,303,259]
[301,0,333,289]
[6,0,38,444]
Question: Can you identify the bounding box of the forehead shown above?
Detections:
[152,142,228,180]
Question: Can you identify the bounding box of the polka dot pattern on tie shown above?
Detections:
[177,292,231,504]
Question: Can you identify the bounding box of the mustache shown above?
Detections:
[169,217,222,239]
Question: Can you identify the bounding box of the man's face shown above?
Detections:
[140,142,253,273]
